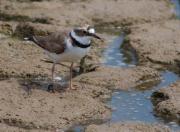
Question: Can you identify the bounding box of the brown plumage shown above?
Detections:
[32,31,69,54]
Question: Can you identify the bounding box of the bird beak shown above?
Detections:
[90,33,104,42]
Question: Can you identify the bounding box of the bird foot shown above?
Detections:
[66,85,77,91]
[47,84,55,93]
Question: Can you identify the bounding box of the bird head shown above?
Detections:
[73,25,103,41]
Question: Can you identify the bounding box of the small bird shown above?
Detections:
[26,25,102,91]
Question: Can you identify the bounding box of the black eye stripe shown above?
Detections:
[74,30,86,36]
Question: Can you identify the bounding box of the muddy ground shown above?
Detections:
[0,0,173,27]
[152,81,180,124]
[85,122,171,132]
[0,0,180,131]
[126,19,180,71]
[0,66,160,131]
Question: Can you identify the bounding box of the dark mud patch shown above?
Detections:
[151,91,170,106]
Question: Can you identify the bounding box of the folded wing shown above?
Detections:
[31,31,68,54]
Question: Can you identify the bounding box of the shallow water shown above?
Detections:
[104,34,180,130]
[108,71,180,130]
[172,0,180,19]
[103,34,136,67]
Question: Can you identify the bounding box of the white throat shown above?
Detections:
[71,30,91,45]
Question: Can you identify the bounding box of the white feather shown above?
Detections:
[89,28,95,34]
[45,38,90,63]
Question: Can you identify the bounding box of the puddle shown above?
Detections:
[107,71,180,130]
[103,33,137,67]
[172,0,180,19]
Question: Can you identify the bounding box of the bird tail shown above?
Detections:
[24,36,38,45]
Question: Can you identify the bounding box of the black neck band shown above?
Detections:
[69,32,91,48]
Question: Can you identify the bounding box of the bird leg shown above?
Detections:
[48,63,55,92]
[69,62,76,90]
[51,63,55,81]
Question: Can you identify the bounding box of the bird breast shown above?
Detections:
[46,38,90,63]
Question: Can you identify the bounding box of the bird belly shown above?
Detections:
[61,46,90,62]
[46,47,90,63]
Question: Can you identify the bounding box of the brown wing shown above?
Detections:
[32,31,69,54]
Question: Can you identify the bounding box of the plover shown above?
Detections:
[26,25,102,91]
